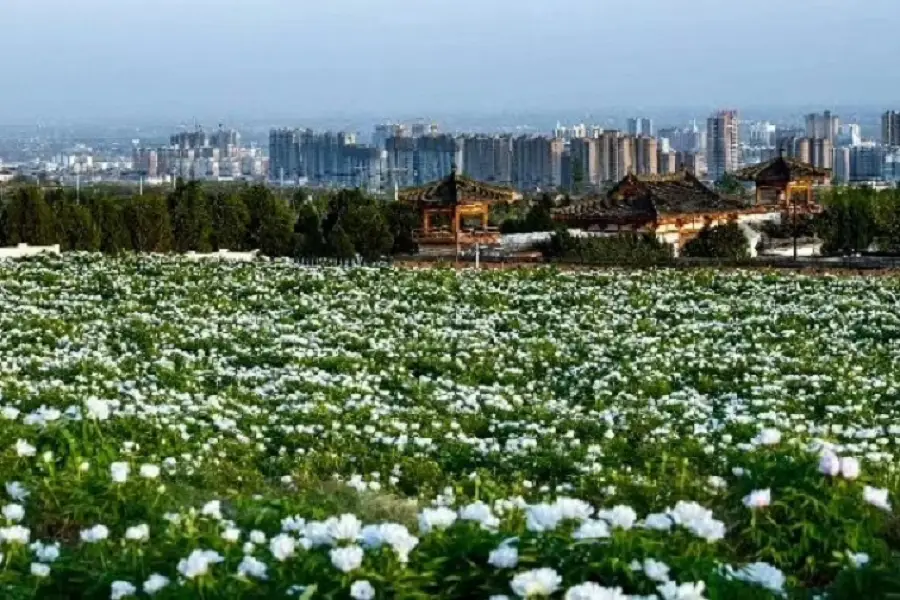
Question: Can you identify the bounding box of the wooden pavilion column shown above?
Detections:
[806,184,813,207]
[481,206,489,230]
[453,206,461,234]
[422,210,431,233]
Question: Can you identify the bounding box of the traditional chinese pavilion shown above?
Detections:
[733,152,831,210]
[397,165,518,249]
[553,170,771,252]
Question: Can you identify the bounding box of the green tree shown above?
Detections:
[715,172,748,198]
[50,191,101,251]
[209,192,251,251]
[169,181,213,252]
[124,193,174,252]
[325,224,356,260]
[294,203,325,258]
[341,203,394,262]
[87,195,131,253]
[242,185,296,257]
[681,223,750,260]
[1,186,57,245]
[385,203,419,255]
[816,188,876,254]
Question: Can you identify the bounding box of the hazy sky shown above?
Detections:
[1,0,898,122]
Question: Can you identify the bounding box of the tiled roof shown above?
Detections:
[397,166,516,207]
[735,156,831,183]
[554,171,745,223]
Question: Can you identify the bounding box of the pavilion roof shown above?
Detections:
[734,155,831,183]
[397,166,517,207]
[554,170,745,223]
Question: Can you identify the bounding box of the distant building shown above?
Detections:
[414,134,461,185]
[460,135,513,184]
[805,111,840,144]
[658,151,677,175]
[882,111,900,147]
[706,110,740,181]
[385,136,417,188]
[627,117,653,137]
[569,137,601,187]
[850,146,886,182]
[837,124,862,148]
[832,147,851,183]
[634,136,658,175]
[511,135,564,190]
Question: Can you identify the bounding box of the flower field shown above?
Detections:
[1,255,899,599]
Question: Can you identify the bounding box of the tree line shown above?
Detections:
[0,183,420,260]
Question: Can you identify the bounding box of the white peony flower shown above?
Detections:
[326,514,362,542]
[818,451,840,476]
[80,524,109,543]
[31,541,60,563]
[5,482,29,502]
[510,568,562,598]
[30,562,50,578]
[643,558,671,583]
[330,544,364,573]
[564,582,630,600]
[572,519,610,540]
[863,486,891,512]
[142,574,170,595]
[15,440,36,458]
[418,507,457,534]
[124,524,149,542]
[110,462,129,484]
[732,562,786,595]
[269,533,296,561]
[657,580,707,600]
[176,549,223,579]
[839,457,860,480]
[237,555,268,580]
[488,545,519,569]
[85,398,110,421]
[350,580,376,600]
[0,525,31,544]
[139,464,160,479]
[110,580,137,599]
[2,503,24,522]
[742,489,771,509]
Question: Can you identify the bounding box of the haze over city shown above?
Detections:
[2,0,899,123]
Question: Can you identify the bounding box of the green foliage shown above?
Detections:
[816,188,877,254]
[209,192,251,251]
[682,223,750,260]
[51,193,101,251]
[385,203,420,255]
[501,194,555,234]
[87,195,131,254]
[169,181,213,253]
[242,185,297,257]
[539,229,674,265]
[325,223,356,259]
[124,193,174,252]
[1,186,57,245]
[294,202,325,258]
[716,172,749,198]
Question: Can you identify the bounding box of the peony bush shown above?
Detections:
[0,254,898,598]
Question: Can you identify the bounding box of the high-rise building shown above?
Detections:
[627,117,653,137]
[882,111,900,147]
[833,147,851,183]
[385,136,417,188]
[658,150,677,175]
[414,134,461,185]
[706,110,740,181]
[634,136,658,175]
[569,137,601,187]
[461,135,513,184]
[850,146,887,182]
[617,136,634,178]
[805,111,840,144]
[269,128,302,180]
[511,136,563,190]
[598,131,622,183]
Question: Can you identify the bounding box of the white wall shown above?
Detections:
[0,244,61,259]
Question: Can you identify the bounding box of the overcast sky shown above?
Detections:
[1,0,898,121]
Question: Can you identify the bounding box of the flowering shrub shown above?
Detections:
[0,254,898,598]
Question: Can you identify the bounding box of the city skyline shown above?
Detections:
[1,0,899,122]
